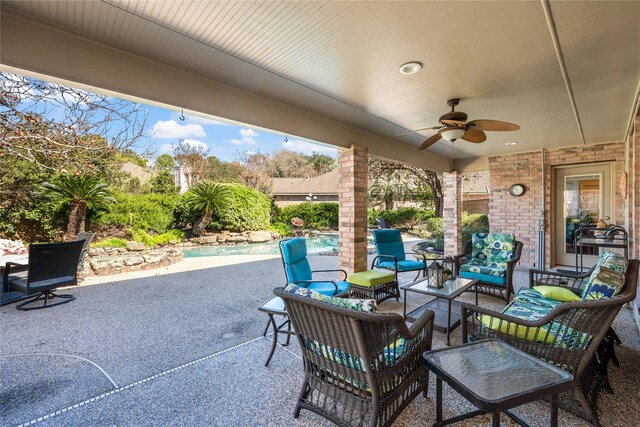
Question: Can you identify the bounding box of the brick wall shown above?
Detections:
[338,144,368,274]
[630,118,640,259]
[488,142,626,268]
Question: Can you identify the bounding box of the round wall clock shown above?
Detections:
[509,184,525,197]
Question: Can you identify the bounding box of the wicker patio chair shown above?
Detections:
[454,234,523,301]
[461,259,639,427]
[274,287,434,427]
[4,241,84,310]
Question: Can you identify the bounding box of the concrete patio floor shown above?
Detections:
[2,246,639,427]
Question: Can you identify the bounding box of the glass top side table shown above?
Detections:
[422,339,573,427]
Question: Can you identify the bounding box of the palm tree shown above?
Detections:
[188,181,231,236]
[368,170,410,210]
[39,174,115,241]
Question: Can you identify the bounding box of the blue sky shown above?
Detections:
[138,105,337,162]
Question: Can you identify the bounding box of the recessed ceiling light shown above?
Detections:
[399,62,423,75]
[505,141,519,146]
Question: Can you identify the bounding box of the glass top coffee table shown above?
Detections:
[401,276,478,345]
[422,339,574,427]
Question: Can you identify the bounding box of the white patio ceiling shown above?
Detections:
[1,1,639,164]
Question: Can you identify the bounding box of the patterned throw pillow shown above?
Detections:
[601,251,629,274]
[582,267,625,300]
[283,283,377,312]
[471,233,515,268]
[581,252,628,299]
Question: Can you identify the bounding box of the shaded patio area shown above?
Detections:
[2,246,638,427]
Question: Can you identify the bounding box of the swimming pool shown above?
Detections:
[183,234,340,258]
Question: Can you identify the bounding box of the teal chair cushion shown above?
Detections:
[377,259,425,272]
[458,271,506,286]
[280,238,312,283]
[372,229,406,263]
[459,263,506,277]
[307,280,350,296]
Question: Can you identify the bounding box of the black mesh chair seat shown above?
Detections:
[8,276,75,293]
[4,241,83,310]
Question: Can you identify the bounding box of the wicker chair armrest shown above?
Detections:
[403,309,435,340]
[312,269,348,281]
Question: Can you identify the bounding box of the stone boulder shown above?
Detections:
[124,256,145,266]
[193,235,219,245]
[226,234,247,243]
[126,241,146,251]
[248,231,273,243]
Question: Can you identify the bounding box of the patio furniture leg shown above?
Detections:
[264,314,279,367]
[262,319,270,336]
[284,319,291,346]
[551,395,558,427]
[446,299,452,346]
[492,411,500,427]
[436,377,443,424]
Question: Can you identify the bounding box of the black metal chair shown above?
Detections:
[76,232,95,266]
[4,241,84,310]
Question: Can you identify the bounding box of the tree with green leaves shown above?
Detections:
[206,156,243,183]
[307,152,336,175]
[368,169,410,210]
[38,175,115,241]
[145,154,178,194]
[188,181,231,236]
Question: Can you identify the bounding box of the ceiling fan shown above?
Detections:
[401,99,520,151]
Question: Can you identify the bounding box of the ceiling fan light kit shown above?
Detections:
[415,98,520,151]
[441,127,466,142]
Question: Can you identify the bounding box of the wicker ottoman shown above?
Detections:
[348,270,399,304]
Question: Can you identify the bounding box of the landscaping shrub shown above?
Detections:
[91,238,128,248]
[368,208,435,229]
[95,193,178,234]
[207,184,271,232]
[275,202,339,230]
[131,229,184,248]
[268,222,291,237]
[461,212,490,245]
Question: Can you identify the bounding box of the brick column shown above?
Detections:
[630,117,640,259]
[443,172,462,256]
[338,144,368,274]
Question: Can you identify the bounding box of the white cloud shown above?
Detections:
[182,139,209,151]
[159,139,209,153]
[244,150,257,156]
[283,139,337,156]
[239,128,258,137]
[151,120,206,139]
[227,136,256,145]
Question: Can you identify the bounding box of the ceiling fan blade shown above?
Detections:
[467,119,520,131]
[442,119,468,126]
[396,125,443,136]
[419,133,443,151]
[461,128,487,143]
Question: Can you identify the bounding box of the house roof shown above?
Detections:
[272,169,338,195]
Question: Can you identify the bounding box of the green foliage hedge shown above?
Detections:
[274,202,339,230]
[267,222,291,237]
[175,184,271,232]
[94,193,178,233]
[412,212,489,252]
[131,229,184,248]
[368,208,435,229]
[92,238,128,248]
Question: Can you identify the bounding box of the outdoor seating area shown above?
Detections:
[2,238,638,427]
[1,2,639,426]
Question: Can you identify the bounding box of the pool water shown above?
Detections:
[183,234,341,258]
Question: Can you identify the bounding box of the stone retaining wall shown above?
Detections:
[183,230,279,246]
[80,245,183,277]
